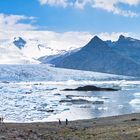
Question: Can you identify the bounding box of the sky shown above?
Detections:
[0,0,140,40]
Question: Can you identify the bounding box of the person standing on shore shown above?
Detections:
[58,119,61,125]
[66,118,68,125]
[0,117,4,123]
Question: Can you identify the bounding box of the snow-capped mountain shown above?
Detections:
[0,37,72,64]
[0,40,39,64]
[44,35,140,77]
[0,36,69,62]
[2,32,140,77]
[0,31,91,64]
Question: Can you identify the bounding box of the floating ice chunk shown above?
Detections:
[129,99,140,105]
[97,107,108,110]
[71,96,101,102]
[118,105,123,108]
[133,92,140,97]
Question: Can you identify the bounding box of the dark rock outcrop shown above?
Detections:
[63,85,118,91]
[13,37,26,49]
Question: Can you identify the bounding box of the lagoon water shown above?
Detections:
[0,81,140,122]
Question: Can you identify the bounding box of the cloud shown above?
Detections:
[91,0,139,17]
[1,30,139,59]
[38,0,140,17]
[120,0,140,5]
[97,32,131,41]
[0,30,136,44]
[39,0,68,7]
[0,13,37,31]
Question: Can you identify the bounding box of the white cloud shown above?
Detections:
[0,30,137,43]
[98,32,131,41]
[119,0,140,5]
[91,0,139,17]
[38,0,140,17]
[39,0,68,7]
[0,13,37,31]
[0,30,139,59]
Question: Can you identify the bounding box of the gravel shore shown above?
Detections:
[0,113,140,140]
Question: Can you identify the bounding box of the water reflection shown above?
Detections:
[47,88,140,121]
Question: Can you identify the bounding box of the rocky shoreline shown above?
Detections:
[0,113,140,140]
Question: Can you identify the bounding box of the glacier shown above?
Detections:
[0,64,131,82]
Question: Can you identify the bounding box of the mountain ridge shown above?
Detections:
[44,35,140,77]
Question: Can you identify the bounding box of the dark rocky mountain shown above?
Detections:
[112,35,140,64]
[45,36,140,77]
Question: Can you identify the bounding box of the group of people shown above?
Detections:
[58,118,68,125]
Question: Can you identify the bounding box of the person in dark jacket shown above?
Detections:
[66,118,68,125]
[58,119,61,125]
